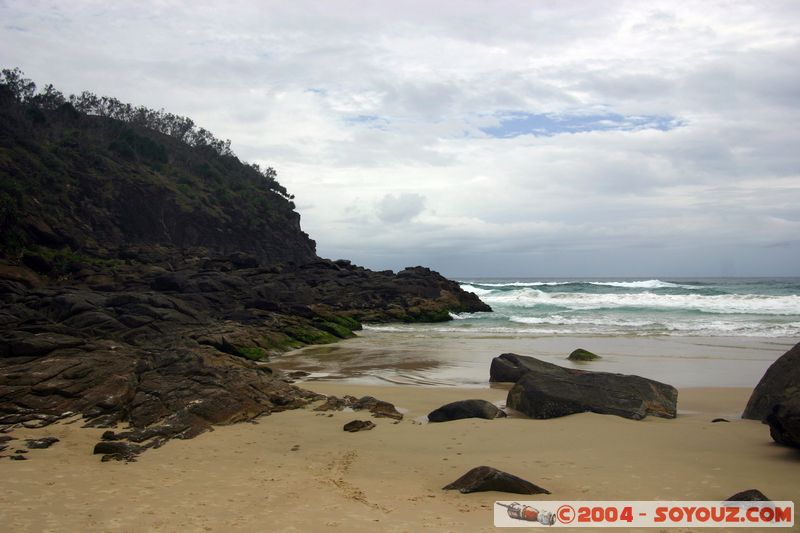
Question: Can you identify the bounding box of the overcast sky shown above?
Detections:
[2,1,799,277]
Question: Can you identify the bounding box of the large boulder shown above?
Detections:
[495,354,677,420]
[427,399,505,422]
[766,399,800,448]
[490,353,549,383]
[742,343,800,421]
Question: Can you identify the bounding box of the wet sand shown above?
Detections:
[2,384,798,532]
[268,332,795,388]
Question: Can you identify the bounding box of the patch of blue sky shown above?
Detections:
[481,111,682,138]
[343,114,389,130]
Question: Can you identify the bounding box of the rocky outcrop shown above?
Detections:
[427,399,505,422]
[0,76,490,459]
[492,354,677,420]
[443,466,550,495]
[743,343,800,421]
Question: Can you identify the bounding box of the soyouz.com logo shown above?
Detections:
[494,501,794,528]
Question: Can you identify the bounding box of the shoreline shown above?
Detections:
[270,331,796,389]
[3,382,798,532]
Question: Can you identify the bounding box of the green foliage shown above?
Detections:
[109,127,168,166]
[0,67,296,199]
[23,246,125,274]
[0,67,313,261]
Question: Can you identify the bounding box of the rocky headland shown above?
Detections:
[0,71,489,457]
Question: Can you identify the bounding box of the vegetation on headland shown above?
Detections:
[0,67,313,263]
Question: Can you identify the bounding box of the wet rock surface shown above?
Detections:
[443,466,551,495]
[492,353,677,420]
[427,399,506,422]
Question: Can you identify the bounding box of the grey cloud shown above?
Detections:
[375,193,426,224]
[2,0,799,276]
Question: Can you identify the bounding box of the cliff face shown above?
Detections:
[0,79,490,460]
[0,92,316,265]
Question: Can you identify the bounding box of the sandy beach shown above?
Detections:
[2,381,797,532]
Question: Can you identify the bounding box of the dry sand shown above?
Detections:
[1,384,797,532]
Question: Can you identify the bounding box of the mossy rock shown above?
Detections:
[568,348,601,361]
[406,306,452,323]
[237,346,268,361]
[313,320,356,340]
[285,325,339,345]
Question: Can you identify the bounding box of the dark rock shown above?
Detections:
[443,466,550,495]
[568,348,601,361]
[490,353,543,383]
[0,435,13,443]
[93,441,144,461]
[10,454,27,460]
[14,449,27,453]
[287,371,310,378]
[427,399,506,422]
[229,252,259,269]
[0,265,42,288]
[6,332,84,357]
[352,396,404,420]
[313,395,403,420]
[766,400,800,448]
[343,420,376,432]
[725,489,771,502]
[496,354,677,420]
[314,395,359,412]
[25,437,59,449]
[743,343,800,421]
[711,418,730,423]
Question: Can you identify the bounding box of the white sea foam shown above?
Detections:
[459,284,493,296]
[509,315,657,328]
[460,279,699,290]
[587,280,693,289]
[483,289,800,315]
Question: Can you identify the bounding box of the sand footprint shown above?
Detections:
[323,450,390,513]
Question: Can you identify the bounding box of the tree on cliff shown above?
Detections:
[0,67,292,199]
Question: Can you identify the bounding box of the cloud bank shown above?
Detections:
[2,0,799,276]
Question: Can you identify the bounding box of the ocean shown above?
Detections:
[366,278,800,338]
[273,278,800,388]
